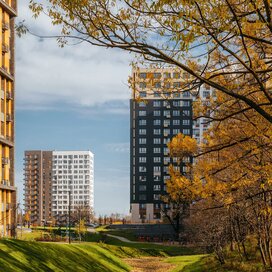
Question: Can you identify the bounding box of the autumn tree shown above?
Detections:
[26,0,271,125]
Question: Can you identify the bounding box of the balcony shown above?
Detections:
[2,157,9,165]
[6,114,12,122]
[2,22,9,31]
[6,92,13,100]
[2,179,10,186]
[2,44,9,53]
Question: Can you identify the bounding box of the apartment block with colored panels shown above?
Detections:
[0,0,16,237]
[24,151,53,226]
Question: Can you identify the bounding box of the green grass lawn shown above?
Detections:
[0,239,130,272]
[165,255,207,272]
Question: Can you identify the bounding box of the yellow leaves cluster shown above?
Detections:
[168,133,197,158]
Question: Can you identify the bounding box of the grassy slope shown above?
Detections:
[0,239,130,272]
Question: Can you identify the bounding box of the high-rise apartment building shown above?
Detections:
[130,68,211,223]
[24,150,94,225]
[24,151,52,225]
[0,0,17,237]
[52,151,94,221]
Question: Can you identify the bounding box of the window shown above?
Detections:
[173,120,180,125]
[154,72,161,78]
[139,101,146,107]
[154,110,161,116]
[193,129,200,137]
[154,157,161,163]
[139,138,146,144]
[183,119,190,125]
[154,175,161,181]
[164,120,170,126]
[163,110,170,117]
[139,185,147,191]
[154,194,161,200]
[153,138,161,144]
[164,82,171,88]
[182,100,191,107]
[153,119,161,126]
[154,166,161,172]
[173,110,180,116]
[174,93,181,98]
[139,148,147,153]
[153,129,161,135]
[164,72,171,78]
[153,148,161,154]
[153,101,161,107]
[139,111,146,116]
[139,176,146,182]
[154,82,161,88]
[183,129,191,135]
[154,91,160,97]
[139,91,146,98]
[173,129,180,134]
[153,185,161,191]
[203,90,210,97]
[139,82,146,88]
[139,73,147,79]
[139,119,146,126]
[139,157,146,163]
[183,91,190,97]
[164,129,170,136]
[139,129,146,135]
[173,101,181,107]
[139,166,146,172]
[173,72,180,79]
[164,157,170,163]
[139,194,146,200]
[183,110,190,116]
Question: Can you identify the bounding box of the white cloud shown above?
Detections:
[16,0,132,110]
[105,143,130,153]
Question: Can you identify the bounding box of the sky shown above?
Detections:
[16,0,132,216]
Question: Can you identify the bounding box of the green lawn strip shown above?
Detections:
[165,254,207,272]
[0,239,130,272]
[178,254,265,272]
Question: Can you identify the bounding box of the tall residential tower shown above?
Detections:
[130,68,193,222]
[0,0,16,237]
[130,68,211,223]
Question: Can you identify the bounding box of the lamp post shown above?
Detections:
[68,189,71,244]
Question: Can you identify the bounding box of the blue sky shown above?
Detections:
[16,1,132,216]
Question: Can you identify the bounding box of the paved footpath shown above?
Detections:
[124,257,175,272]
[106,234,139,243]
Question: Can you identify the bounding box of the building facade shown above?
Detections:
[51,151,94,222]
[130,68,211,223]
[0,0,17,237]
[24,151,52,225]
[24,150,94,225]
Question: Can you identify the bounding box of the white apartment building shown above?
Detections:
[51,151,94,218]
